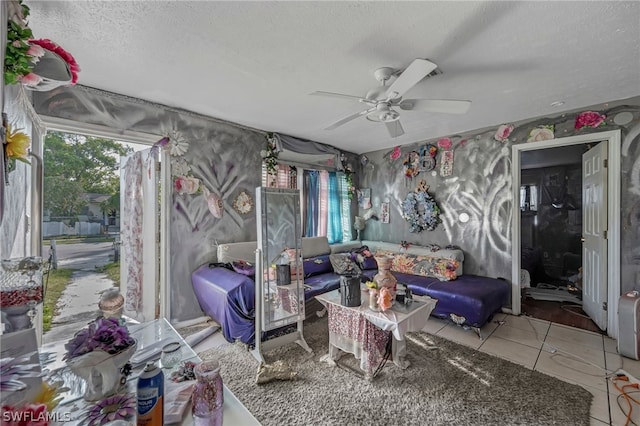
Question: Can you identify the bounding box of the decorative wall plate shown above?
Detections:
[233,191,253,214]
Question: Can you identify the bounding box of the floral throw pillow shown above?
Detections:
[390,253,459,281]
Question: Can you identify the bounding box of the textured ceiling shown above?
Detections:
[27,1,640,154]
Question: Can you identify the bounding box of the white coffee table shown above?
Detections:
[315,287,437,379]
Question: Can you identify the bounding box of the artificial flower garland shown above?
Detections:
[262,133,279,177]
[401,191,441,232]
[3,0,39,85]
[64,317,135,360]
[5,122,31,163]
[28,38,80,84]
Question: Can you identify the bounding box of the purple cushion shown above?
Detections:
[349,246,377,270]
[361,256,378,270]
[303,254,333,278]
[232,261,255,276]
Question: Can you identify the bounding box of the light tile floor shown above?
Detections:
[192,313,640,426]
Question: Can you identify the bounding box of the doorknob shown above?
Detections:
[581,237,585,242]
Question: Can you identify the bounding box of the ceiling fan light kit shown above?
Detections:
[311,58,472,138]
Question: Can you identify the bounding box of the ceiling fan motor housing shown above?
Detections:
[366,103,400,122]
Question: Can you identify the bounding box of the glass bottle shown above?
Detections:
[192,360,224,426]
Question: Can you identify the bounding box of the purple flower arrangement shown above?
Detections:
[64,317,135,360]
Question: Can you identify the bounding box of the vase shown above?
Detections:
[373,256,397,296]
[192,360,224,426]
[68,341,137,401]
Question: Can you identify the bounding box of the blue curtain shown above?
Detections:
[304,170,319,237]
[327,172,343,243]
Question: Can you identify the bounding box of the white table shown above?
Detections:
[316,287,437,379]
[40,318,259,425]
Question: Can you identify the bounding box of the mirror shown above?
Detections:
[256,187,303,331]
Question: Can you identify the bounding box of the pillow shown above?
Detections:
[360,256,378,270]
[329,254,361,276]
[303,254,333,278]
[390,253,459,281]
[349,246,377,270]
[232,260,255,277]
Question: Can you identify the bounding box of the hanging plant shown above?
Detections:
[261,133,279,178]
[344,168,355,200]
[4,0,40,85]
[340,154,355,199]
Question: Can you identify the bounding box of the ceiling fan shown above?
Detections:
[310,59,471,138]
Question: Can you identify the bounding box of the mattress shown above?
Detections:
[362,271,510,328]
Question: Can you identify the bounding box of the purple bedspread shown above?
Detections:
[191,265,342,344]
[191,265,256,344]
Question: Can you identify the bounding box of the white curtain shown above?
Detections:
[121,149,158,322]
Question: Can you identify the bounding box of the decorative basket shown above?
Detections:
[0,257,44,305]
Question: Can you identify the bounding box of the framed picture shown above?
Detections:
[381,202,390,224]
[357,188,371,209]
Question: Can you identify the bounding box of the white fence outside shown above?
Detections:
[43,221,102,237]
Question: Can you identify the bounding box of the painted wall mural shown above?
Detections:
[32,85,640,321]
[360,97,640,295]
[33,86,265,323]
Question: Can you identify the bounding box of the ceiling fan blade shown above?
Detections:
[399,99,471,114]
[385,59,437,100]
[325,107,376,130]
[310,91,365,101]
[385,120,405,138]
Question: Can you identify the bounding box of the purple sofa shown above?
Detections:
[191,238,511,344]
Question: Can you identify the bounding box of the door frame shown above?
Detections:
[511,129,621,339]
[36,116,172,320]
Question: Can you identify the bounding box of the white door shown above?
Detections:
[582,141,608,331]
[120,148,160,322]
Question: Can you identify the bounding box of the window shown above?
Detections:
[261,163,297,189]
[262,164,351,243]
[520,184,538,212]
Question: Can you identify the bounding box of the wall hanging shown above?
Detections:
[380,202,390,224]
[419,144,437,172]
[5,2,80,91]
[401,180,440,232]
[202,186,223,219]
[403,151,420,186]
[437,138,453,177]
[527,125,555,143]
[233,191,253,215]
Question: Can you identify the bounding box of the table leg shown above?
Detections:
[392,338,410,369]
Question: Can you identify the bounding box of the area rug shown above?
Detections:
[199,317,592,426]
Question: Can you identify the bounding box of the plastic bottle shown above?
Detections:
[137,361,164,426]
